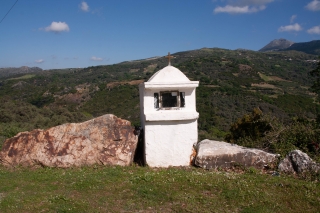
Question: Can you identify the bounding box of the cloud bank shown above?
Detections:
[35,59,44,64]
[305,0,320,11]
[214,0,273,14]
[278,23,302,32]
[90,56,103,61]
[307,26,320,34]
[44,21,70,33]
[214,5,266,14]
[80,1,89,12]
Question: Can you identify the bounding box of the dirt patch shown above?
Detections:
[239,64,252,71]
[55,83,96,106]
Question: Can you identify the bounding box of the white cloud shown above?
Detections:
[307,25,320,34]
[278,23,303,32]
[35,59,44,64]
[214,5,266,14]
[305,0,320,11]
[213,0,272,14]
[290,15,297,23]
[44,21,70,33]
[90,56,103,61]
[80,1,89,12]
[232,0,274,6]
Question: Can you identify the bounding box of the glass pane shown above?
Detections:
[154,93,159,108]
[161,92,177,107]
[180,92,185,107]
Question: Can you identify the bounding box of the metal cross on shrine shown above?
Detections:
[165,52,174,65]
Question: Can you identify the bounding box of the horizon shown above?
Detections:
[1,0,320,70]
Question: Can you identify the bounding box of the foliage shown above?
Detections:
[0,98,88,146]
[226,109,320,161]
[309,57,320,99]
[225,108,272,144]
[29,94,55,108]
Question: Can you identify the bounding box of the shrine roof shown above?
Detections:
[147,65,190,83]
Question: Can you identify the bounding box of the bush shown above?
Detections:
[226,108,320,161]
[225,108,271,144]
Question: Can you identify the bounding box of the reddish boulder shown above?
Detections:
[0,114,138,167]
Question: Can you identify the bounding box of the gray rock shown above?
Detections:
[278,150,320,174]
[0,114,138,168]
[194,139,279,170]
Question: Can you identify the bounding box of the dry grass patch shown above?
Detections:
[106,79,144,89]
[251,83,279,89]
[143,64,157,73]
[258,72,291,82]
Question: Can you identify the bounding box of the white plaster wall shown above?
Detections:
[144,119,198,167]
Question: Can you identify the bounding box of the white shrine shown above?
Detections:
[139,53,199,167]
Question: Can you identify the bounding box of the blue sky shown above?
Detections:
[0,0,319,70]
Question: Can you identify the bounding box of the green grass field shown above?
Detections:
[9,74,36,80]
[0,165,319,213]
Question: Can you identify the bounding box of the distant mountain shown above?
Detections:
[284,40,320,55]
[259,38,294,52]
[0,66,43,78]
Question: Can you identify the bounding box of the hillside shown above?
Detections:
[284,40,320,55]
[0,48,319,143]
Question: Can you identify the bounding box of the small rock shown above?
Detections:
[278,150,320,174]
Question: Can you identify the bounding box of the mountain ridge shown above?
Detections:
[259,39,320,55]
[0,66,43,78]
[259,38,294,52]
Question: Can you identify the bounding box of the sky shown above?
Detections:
[0,0,319,70]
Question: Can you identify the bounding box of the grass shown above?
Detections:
[0,165,319,213]
[9,74,36,80]
[258,72,276,82]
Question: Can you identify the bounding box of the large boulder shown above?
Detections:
[0,114,138,167]
[194,139,279,170]
[278,150,320,174]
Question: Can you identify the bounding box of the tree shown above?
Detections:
[225,108,272,144]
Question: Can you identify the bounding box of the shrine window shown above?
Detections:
[154,91,185,109]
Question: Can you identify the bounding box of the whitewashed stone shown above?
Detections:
[195,139,279,170]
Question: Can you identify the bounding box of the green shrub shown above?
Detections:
[226,108,320,161]
[225,108,271,144]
